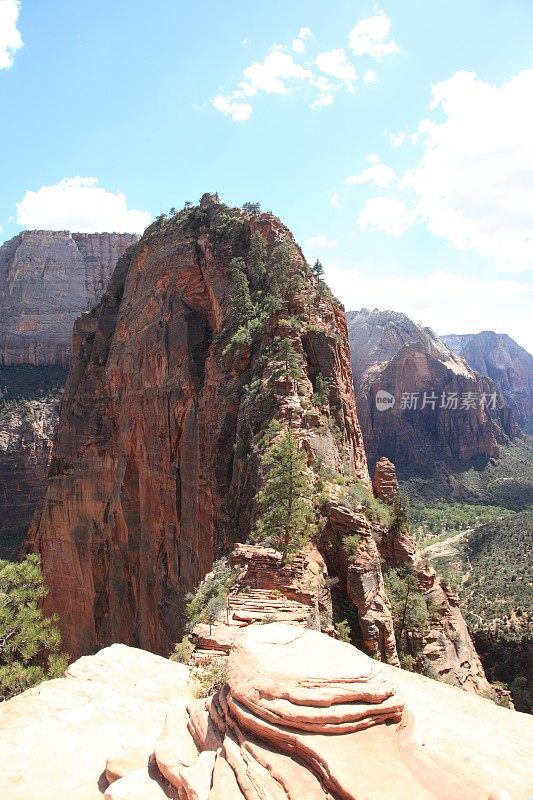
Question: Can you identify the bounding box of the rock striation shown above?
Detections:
[443,331,533,432]
[2,630,526,800]
[346,308,518,473]
[0,230,138,366]
[28,197,368,658]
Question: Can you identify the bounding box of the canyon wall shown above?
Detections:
[347,308,518,473]
[0,230,138,366]
[443,330,533,432]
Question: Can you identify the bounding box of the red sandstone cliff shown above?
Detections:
[347,308,518,472]
[28,196,368,657]
[0,230,138,367]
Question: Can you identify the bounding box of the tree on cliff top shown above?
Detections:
[0,554,68,702]
[253,427,315,559]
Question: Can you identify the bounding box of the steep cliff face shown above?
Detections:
[0,364,66,559]
[443,331,533,432]
[28,196,369,658]
[347,308,518,472]
[0,230,138,366]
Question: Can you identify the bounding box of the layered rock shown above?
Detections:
[28,197,369,658]
[0,230,138,366]
[346,308,518,472]
[2,627,523,800]
[443,331,533,432]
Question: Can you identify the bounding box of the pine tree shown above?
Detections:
[383,566,429,658]
[312,259,325,279]
[247,231,266,286]
[254,427,314,559]
[270,243,294,299]
[269,336,302,393]
[0,554,68,701]
[228,258,254,329]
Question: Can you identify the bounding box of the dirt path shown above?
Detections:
[421,527,473,560]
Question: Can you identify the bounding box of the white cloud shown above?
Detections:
[357,197,416,237]
[325,264,533,354]
[328,192,340,208]
[363,69,377,84]
[212,93,252,122]
[242,49,313,95]
[315,49,356,90]
[292,26,312,54]
[0,0,23,69]
[344,155,395,188]
[403,70,533,272]
[389,131,406,147]
[306,234,339,248]
[16,177,151,234]
[348,11,399,60]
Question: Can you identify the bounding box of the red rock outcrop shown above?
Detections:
[443,330,533,432]
[347,308,519,472]
[0,230,138,367]
[373,456,398,502]
[107,630,533,799]
[28,197,369,658]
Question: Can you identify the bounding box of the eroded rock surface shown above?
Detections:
[346,308,518,472]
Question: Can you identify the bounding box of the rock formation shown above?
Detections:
[0,230,138,366]
[443,331,533,432]
[346,308,518,473]
[373,456,398,502]
[28,196,368,658]
[4,630,530,799]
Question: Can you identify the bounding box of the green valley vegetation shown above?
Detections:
[0,554,68,701]
[252,425,315,559]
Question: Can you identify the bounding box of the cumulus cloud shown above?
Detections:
[315,49,356,90]
[328,192,340,208]
[16,177,151,234]
[211,17,395,121]
[357,197,416,237]
[292,26,312,54]
[306,234,339,248]
[0,0,23,69]
[389,131,406,147]
[348,11,399,60]
[325,264,533,354]
[363,69,377,84]
[212,93,252,122]
[345,155,395,188]
[403,69,533,272]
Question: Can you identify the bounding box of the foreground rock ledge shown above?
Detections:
[0,627,531,799]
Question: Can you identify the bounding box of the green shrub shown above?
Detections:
[191,658,227,697]
[334,619,352,643]
[342,534,362,557]
[0,554,68,702]
[170,636,195,664]
[185,559,237,632]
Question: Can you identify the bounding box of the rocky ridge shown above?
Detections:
[443,331,533,432]
[346,308,518,472]
[27,196,490,696]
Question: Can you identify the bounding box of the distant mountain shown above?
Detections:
[346,308,518,473]
[442,331,533,432]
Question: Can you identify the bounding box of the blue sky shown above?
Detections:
[1,0,532,351]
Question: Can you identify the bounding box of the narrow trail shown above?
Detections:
[420,527,474,560]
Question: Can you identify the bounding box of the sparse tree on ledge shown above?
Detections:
[312,259,325,279]
[254,427,314,559]
[247,231,266,286]
[269,336,302,393]
[0,554,68,702]
[242,202,261,215]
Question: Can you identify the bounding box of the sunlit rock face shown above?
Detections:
[0,230,138,366]
[347,308,518,472]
